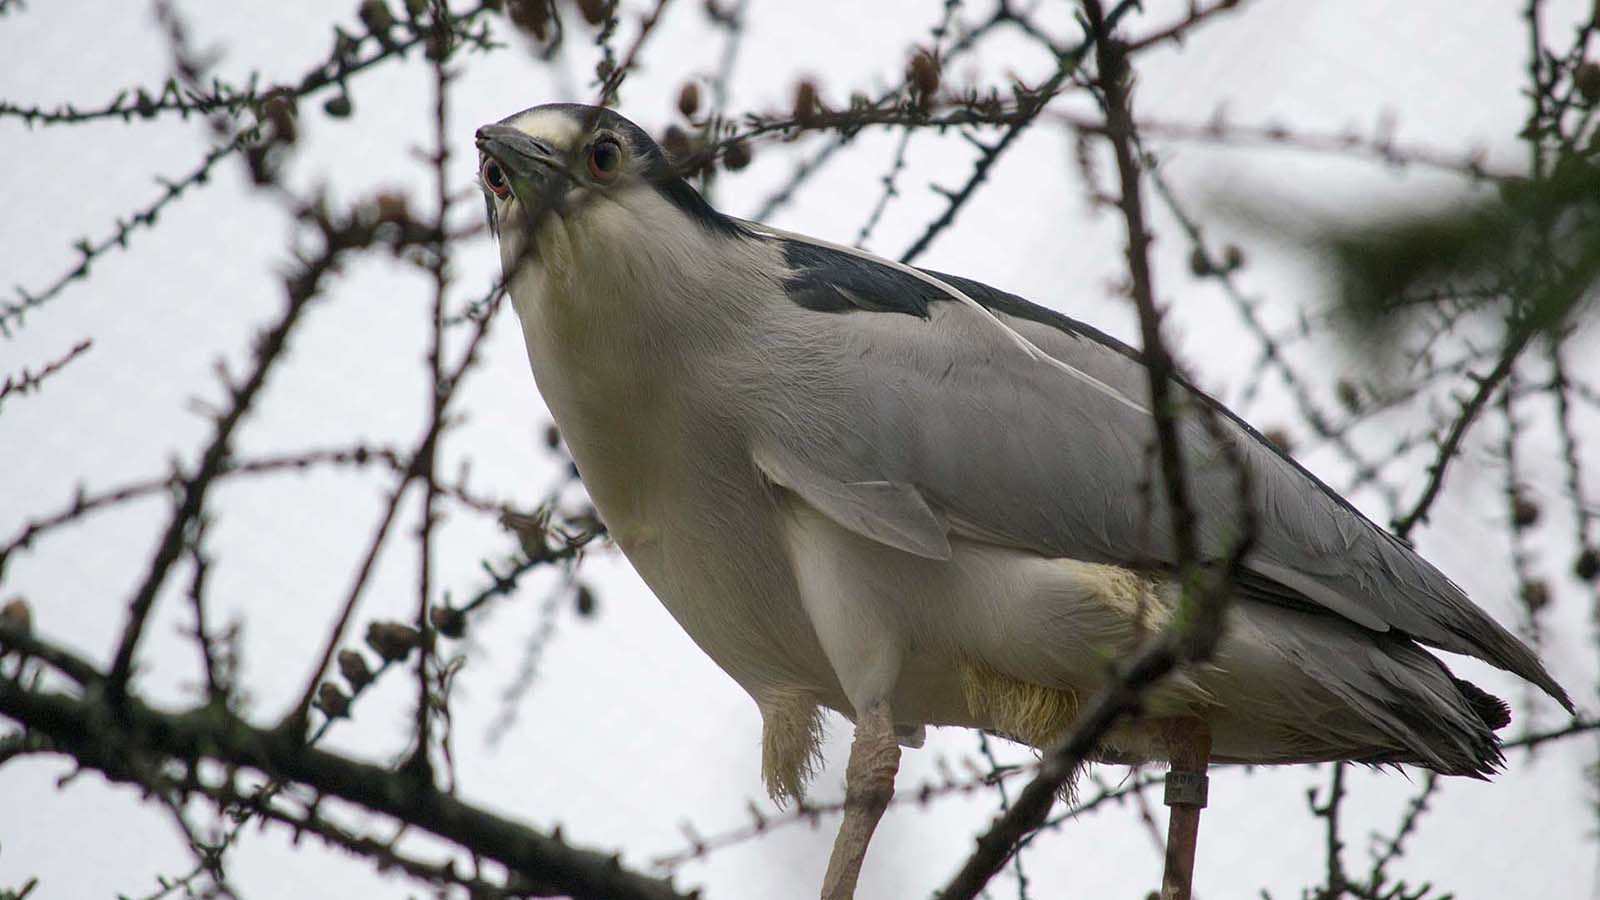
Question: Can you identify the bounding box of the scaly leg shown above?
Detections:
[820,703,900,900]
[1160,718,1212,900]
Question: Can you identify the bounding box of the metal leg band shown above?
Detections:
[1163,771,1209,808]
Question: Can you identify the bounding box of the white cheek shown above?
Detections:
[496,211,527,273]
[498,199,581,299]
[505,180,754,320]
[568,191,669,284]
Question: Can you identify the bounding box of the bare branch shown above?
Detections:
[0,339,91,409]
[0,633,692,900]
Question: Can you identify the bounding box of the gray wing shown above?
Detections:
[745,227,1570,710]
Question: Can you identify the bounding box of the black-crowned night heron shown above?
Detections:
[475,103,1573,899]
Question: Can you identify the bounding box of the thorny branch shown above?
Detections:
[0,339,91,409]
[102,3,455,700]
[1297,3,1600,897]
[0,1,499,337]
[0,3,498,128]
[1390,327,1535,538]
[0,625,690,900]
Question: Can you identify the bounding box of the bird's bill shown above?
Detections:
[475,124,571,210]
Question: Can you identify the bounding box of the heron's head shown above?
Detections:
[474,103,744,283]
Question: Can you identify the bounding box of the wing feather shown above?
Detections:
[754,444,952,561]
[747,229,1571,711]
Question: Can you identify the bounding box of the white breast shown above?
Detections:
[502,216,839,704]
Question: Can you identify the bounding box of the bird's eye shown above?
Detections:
[481,158,510,198]
[588,138,623,181]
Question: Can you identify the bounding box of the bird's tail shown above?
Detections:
[1220,603,1509,777]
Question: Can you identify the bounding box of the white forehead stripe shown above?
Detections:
[507,108,584,149]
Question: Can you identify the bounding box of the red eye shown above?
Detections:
[587,138,623,181]
[481,158,510,197]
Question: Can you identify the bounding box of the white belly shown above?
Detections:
[513,298,843,703]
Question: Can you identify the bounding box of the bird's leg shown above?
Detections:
[820,702,900,900]
[1160,718,1212,900]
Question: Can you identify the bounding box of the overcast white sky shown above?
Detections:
[2,1,1597,898]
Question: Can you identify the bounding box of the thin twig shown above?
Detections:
[0,339,91,408]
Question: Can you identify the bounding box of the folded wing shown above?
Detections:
[747,228,1570,711]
